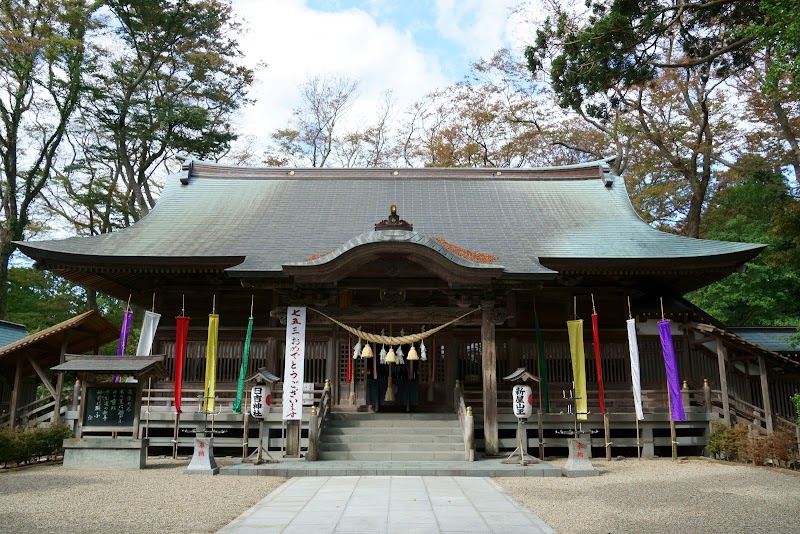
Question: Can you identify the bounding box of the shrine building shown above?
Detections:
[15,159,800,458]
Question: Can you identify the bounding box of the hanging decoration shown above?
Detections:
[396,330,405,364]
[533,292,550,413]
[626,317,644,420]
[346,335,352,382]
[203,299,220,414]
[174,310,190,415]
[590,294,606,414]
[566,319,588,421]
[136,310,161,356]
[282,306,307,421]
[233,297,255,415]
[117,299,133,356]
[308,306,481,344]
[658,318,687,422]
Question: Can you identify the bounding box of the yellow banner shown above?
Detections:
[567,320,588,420]
[203,314,219,413]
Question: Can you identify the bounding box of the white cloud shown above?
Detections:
[433,0,522,59]
[231,0,449,150]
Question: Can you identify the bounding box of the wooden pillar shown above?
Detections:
[758,356,773,434]
[8,357,23,430]
[716,340,731,425]
[481,303,499,456]
[325,333,337,404]
[285,420,301,457]
[508,337,521,374]
[443,336,457,409]
[53,337,69,424]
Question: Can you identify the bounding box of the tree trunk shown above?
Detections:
[87,288,98,312]
[0,246,11,320]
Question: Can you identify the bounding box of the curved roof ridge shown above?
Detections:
[284,230,506,271]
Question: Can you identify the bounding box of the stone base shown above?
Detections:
[562,437,598,477]
[63,438,148,470]
[183,437,219,475]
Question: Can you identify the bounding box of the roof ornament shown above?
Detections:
[375,204,413,231]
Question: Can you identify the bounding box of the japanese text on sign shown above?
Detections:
[282,307,306,421]
[83,385,136,428]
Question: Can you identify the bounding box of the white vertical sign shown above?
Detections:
[282,307,306,420]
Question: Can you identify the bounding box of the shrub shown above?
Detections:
[0,423,73,467]
[741,430,799,467]
[792,393,800,427]
[707,421,749,461]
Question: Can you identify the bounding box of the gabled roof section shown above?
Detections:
[0,311,119,372]
[0,320,28,348]
[15,159,764,290]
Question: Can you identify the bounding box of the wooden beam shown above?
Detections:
[8,358,23,430]
[28,357,57,399]
[758,356,773,434]
[716,340,731,425]
[53,336,69,424]
[481,304,498,456]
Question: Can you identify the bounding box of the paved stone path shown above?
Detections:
[217,475,557,533]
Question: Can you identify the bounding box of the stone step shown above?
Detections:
[319,442,463,452]
[326,419,461,428]
[323,426,461,436]
[317,450,466,461]
[328,413,456,421]
[321,433,462,444]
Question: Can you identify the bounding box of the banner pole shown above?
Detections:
[172,412,180,460]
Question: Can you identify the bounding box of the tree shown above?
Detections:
[6,267,87,332]
[266,74,359,167]
[397,50,558,168]
[526,2,744,237]
[77,0,253,221]
[0,0,95,319]
[687,157,800,325]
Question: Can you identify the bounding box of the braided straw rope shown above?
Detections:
[309,306,482,345]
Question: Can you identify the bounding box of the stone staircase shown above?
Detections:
[318,412,465,461]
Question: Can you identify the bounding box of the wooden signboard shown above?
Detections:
[79,383,141,436]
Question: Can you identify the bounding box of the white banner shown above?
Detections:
[282,307,306,420]
[626,318,644,420]
[136,310,161,356]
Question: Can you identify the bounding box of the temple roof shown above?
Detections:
[16,160,764,292]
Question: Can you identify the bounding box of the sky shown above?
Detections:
[231,0,535,150]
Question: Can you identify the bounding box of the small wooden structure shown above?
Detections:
[51,355,166,469]
[0,311,118,428]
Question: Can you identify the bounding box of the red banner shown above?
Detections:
[591,313,606,413]
[174,316,190,414]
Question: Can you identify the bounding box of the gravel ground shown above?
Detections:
[0,458,285,534]
[496,458,800,534]
[1,457,798,534]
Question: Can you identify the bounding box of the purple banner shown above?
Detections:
[658,320,686,422]
[117,309,133,356]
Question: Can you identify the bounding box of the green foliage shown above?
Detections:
[687,158,800,325]
[6,268,87,333]
[792,394,800,427]
[525,0,765,112]
[754,0,800,93]
[0,423,73,467]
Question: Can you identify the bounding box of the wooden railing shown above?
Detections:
[306,380,332,461]
[454,381,474,461]
[0,395,72,428]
